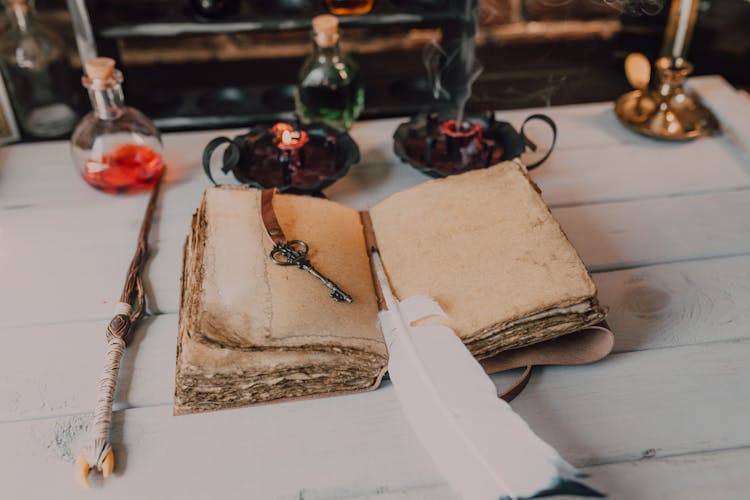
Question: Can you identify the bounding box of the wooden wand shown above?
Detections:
[76,172,164,488]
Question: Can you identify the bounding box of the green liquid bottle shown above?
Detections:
[295,15,364,131]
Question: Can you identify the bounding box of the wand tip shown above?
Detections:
[75,454,91,489]
[76,448,115,488]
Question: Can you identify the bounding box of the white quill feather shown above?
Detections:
[371,250,602,500]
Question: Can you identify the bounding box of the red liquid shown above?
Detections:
[325,0,374,15]
[82,144,164,194]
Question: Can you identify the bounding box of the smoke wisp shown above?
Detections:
[423,1,483,123]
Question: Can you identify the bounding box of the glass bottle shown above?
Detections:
[0,0,78,138]
[190,0,240,19]
[295,14,364,131]
[325,0,375,15]
[70,58,164,194]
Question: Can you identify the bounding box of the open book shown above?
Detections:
[175,161,606,414]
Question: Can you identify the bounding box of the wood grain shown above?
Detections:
[554,189,750,272]
[4,252,750,423]
[595,254,750,352]
[1,339,748,499]
[5,187,750,327]
[2,76,750,499]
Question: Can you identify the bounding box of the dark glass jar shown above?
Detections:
[190,0,239,19]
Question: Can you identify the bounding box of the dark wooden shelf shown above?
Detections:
[92,2,462,39]
[82,0,477,131]
[99,13,458,38]
[132,79,445,131]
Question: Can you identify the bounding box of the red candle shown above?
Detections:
[271,122,309,151]
[439,119,484,167]
[270,122,310,185]
[439,119,482,140]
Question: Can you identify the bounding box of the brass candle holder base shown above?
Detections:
[615,56,719,141]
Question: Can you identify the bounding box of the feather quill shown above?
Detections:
[370,249,603,500]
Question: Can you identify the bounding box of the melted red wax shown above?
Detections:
[82,144,164,194]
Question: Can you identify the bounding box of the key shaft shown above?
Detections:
[270,241,353,303]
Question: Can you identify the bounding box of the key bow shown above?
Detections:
[270,240,309,267]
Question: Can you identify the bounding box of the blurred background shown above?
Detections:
[8,0,750,135]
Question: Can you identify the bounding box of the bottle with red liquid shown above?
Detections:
[325,0,375,15]
[70,58,164,194]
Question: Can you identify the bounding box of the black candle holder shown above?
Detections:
[393,111,557,178]
[203,120,359,195]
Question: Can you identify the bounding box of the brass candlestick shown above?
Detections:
[615,0,719,141]
[615,55,719,141]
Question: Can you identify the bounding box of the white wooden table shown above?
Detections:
[1,76,749,500]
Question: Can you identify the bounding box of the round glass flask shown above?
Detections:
[70,58,164,194]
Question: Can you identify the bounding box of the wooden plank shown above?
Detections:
[0,315,178,423]
[329,130,750,210]
[2,103,747,329]
[1,338,749,499]
[290,447,750,500]
[348,447,750,500]
[559,447,750,500]
[0,130,213,209]
[553,189,750,272]
[254,447,750,499]
[535,136,750,207]
[0,101,627,209]
[3,391,443,500]
[1,105,744,218]
[0,200,189,327]
[689,75,750,157]
[322,104,633,210]
[4,185,750,327]
[514,340,750,465]
[5,254,750,422]
[1,82,744,211]
[594,254,750,352]
[501,101,630,151]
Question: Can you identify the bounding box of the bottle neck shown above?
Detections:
[7,2,36,33]
[312,33,342,62]
[87,81,126,120]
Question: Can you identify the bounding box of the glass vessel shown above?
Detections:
[295,14,364,131]
[325,0,375,15]
[0,0,78,138]
[71,58,164,194]
[190,0,240,19]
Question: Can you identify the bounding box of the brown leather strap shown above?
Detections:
[498,365,533,402]
[261,188,286,245]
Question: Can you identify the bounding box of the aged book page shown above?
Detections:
[176,186,386,414]
[369,161,605,359]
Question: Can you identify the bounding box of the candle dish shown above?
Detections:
[393,111,556,178]
[202,120,359,195]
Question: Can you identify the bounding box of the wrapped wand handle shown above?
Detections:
[76,172,164,488]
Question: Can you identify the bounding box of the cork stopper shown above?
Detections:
[312,15,339,48]
[312,14,338,36]
[85,57,116,81]
[6,0,30,11]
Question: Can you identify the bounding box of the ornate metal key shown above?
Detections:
[270,240,353,303]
